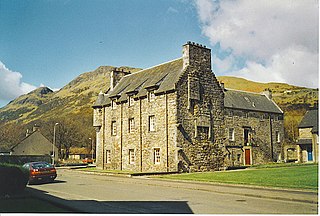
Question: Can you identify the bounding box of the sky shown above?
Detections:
[0,0,318,108]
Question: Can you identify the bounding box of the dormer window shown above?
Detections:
[128,96,135,106]
[148,91,155,102]
[111,100,116,109]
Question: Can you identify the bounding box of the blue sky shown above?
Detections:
[0,0,318,108]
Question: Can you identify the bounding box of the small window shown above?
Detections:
[237,154,241,162]
[276,131,280,143]
[106,150,111,163]
[149,115,155,132]
[111,121,117,136]
[111,100,116,109]
[128,96,134,106]
[197,126,209,140]
[129,118,135,133]
[229,128,235,141]
[154,148,160,164]
[129,149,135,164]
[148,91,155,102]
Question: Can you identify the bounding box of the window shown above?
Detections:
[149,115,155,131]
[129,118,135,133]
[276,131,280,143]
[128,96,134,106]
[154,148,160,164]
[106,150,111,163]
[148,91,155,102]
[129,149,135,164]
[111,100,116,109]
[111,121,117,136]
[237,154,241,162]
[229,128,235,141]
[197,126,209,140]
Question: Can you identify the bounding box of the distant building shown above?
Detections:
[11,125,58,161]
[93,42,284,172]
[297,109,319,163]
[68,147,91,160]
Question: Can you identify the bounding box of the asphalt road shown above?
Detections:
[28,168,318,214]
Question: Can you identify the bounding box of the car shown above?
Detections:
[23,161,57,184]
[82,158,94,164]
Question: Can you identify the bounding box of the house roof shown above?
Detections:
[224,89,283,114]
[94,58,183,107]
[298,109,319,133]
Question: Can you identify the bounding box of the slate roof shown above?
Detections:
[224,89,283,114]
[94,58,183,107]
[298,109,319,133]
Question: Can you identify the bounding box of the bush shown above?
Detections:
[0,163,29,195]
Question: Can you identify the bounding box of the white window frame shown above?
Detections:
[129,149,135,164]
[148,91,155,102]
[129,118,135,133]
[229,128,235,141]
[111,100,116,109]
[276,131,280,143]
[128,96,134,106]
[106,150,111,163]
[154,148,160,164]
[111,121,117,136]
[149,115,155,132]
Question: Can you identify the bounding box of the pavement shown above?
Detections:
[26,167,318,213]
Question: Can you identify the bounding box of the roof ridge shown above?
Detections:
[225,88,264,96]
[124,57,182,77]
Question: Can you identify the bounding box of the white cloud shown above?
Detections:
[195,0,319,88]
[0,61,36,102]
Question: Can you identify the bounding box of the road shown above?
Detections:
[28,169,318,214]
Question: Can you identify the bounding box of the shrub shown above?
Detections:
[0,163,29,195]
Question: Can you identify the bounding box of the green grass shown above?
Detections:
[158,164,318,191]
[79,167,135,174]
[0,197,71,213]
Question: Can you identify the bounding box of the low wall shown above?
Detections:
[0,155,52,165]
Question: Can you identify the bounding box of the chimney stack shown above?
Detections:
[110,68,131,90]
[182,41,211,71]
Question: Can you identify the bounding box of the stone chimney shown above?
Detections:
[182,41,211,71]
[32,124,40,132]
[220,82,225,91]
[26,129,31,137]
[262,89,272,100]
[110,68,131,90]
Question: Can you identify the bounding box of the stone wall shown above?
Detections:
[224,108,284,166]
[99,92,178,172]
[176,42,225,172]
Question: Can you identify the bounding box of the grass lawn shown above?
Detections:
[0,197,72,213]
[158,164,318,191]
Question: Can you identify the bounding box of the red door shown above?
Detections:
[245,149,251,165]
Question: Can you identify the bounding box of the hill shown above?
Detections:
[0,70,318,155]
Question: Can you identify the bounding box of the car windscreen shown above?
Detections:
[31,163,53,169]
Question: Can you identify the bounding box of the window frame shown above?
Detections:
[229,128,235,141]
[111,121,117,136]
[149,115,155,132]
[106,150,111,164]
[129,118,135,133]
[154,148,160,164]
[129,149,135,164]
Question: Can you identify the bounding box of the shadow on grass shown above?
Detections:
[23,187,194,214]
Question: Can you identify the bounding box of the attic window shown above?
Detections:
[148,91,155,102]
[128,96,134,106]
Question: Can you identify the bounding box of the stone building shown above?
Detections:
[11,125,58,161]
[297,109,318,163]
[93,42,284,172]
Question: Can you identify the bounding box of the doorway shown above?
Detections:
[245,149,251,165]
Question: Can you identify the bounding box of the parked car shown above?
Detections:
[23,162,57,184]
[82,158,94,164]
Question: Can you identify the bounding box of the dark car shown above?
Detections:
[23,162,57,184]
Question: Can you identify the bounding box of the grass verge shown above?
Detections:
[158,164,318,191]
